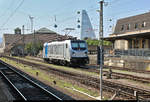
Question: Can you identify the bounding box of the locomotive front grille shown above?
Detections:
[70,57,89,64]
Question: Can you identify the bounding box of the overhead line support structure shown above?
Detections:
[22,25,25,57]
[99,0,104,100]
[29,16,35,56]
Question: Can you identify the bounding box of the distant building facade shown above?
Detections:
[81,10,96,40]
[105,12,150,50]
[0,27,75,55]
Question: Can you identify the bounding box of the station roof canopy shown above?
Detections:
[104,30,150,41]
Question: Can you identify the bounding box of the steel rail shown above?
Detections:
[22,56,150,84]
[13,56,150,83]
[103,65,150,74]
[3,56,150,100]
[0,71,27,101]
[0,60,62,100]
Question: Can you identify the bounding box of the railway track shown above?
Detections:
[105,71,150,83]
[104,65,150,74]
[3,56,150,100]
[23,56,150,74]
[0,60,62,101]
[14,56,150,84]
[87,69,150,84]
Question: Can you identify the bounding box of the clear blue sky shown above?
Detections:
[0,0,150,39]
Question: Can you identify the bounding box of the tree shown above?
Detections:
[25,41,43,56]
[85,39,112,46]
[25,42,32,54]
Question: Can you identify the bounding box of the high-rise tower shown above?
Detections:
[81,10,96,40]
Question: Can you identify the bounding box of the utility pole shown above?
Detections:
[54,15,58,41]
[29,15,34,33]
[99,0,104,100]
[29,15,35,56]
[22,25,25,57]
[33,30,36,56]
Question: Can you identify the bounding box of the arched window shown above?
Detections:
[127,24,130,30]
[121,25,124,31]
[142,21,146,27]
[142,39,145,48]
[135,23,138,29]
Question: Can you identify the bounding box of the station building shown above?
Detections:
[103,12,150,70]
[0,27,75,55]
[105,12,150,50]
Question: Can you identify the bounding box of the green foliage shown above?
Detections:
[103,40,112,46]
[25,41,43,55]
[86,39,112,46]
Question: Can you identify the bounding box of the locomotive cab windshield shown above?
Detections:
[71,40,87,50]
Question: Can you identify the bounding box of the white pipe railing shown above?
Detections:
[104,48,150,57]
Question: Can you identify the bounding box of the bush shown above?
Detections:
[25,41,43,56]
[86,39,112,46]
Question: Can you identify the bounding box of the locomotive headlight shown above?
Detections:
[85,52,88,56]
[72,52,75,55]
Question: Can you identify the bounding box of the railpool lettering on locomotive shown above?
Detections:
[43,40,89,66]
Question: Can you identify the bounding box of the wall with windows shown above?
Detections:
[107,12,150,50]
[114,12,150,35]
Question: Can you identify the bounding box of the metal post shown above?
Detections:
[99,0,104,100]
[54,15,58,41]
[29,16,34,56]
[22,25,25,57]
[134,91,138,101]
[33,30,35,56]
[29,16,34,33]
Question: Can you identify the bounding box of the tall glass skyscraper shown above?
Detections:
[81,10,96,40]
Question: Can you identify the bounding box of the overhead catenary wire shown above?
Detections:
[1,0,25,29]
[104,8,150,33]
[34,0,99,28]
[2,0,99,34]
[107,0,145,17]
[40,6,99,30]
[31,0,75,21]
[109,0,121,5]
[39,7,99,37]
[12,0,79,32]
[104,0,150,36]
[0,0,15,18]
[1,0,138,37]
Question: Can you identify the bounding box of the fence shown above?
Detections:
[114,49,150,57]
[104,49,150,70]
[88,48,150,59]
